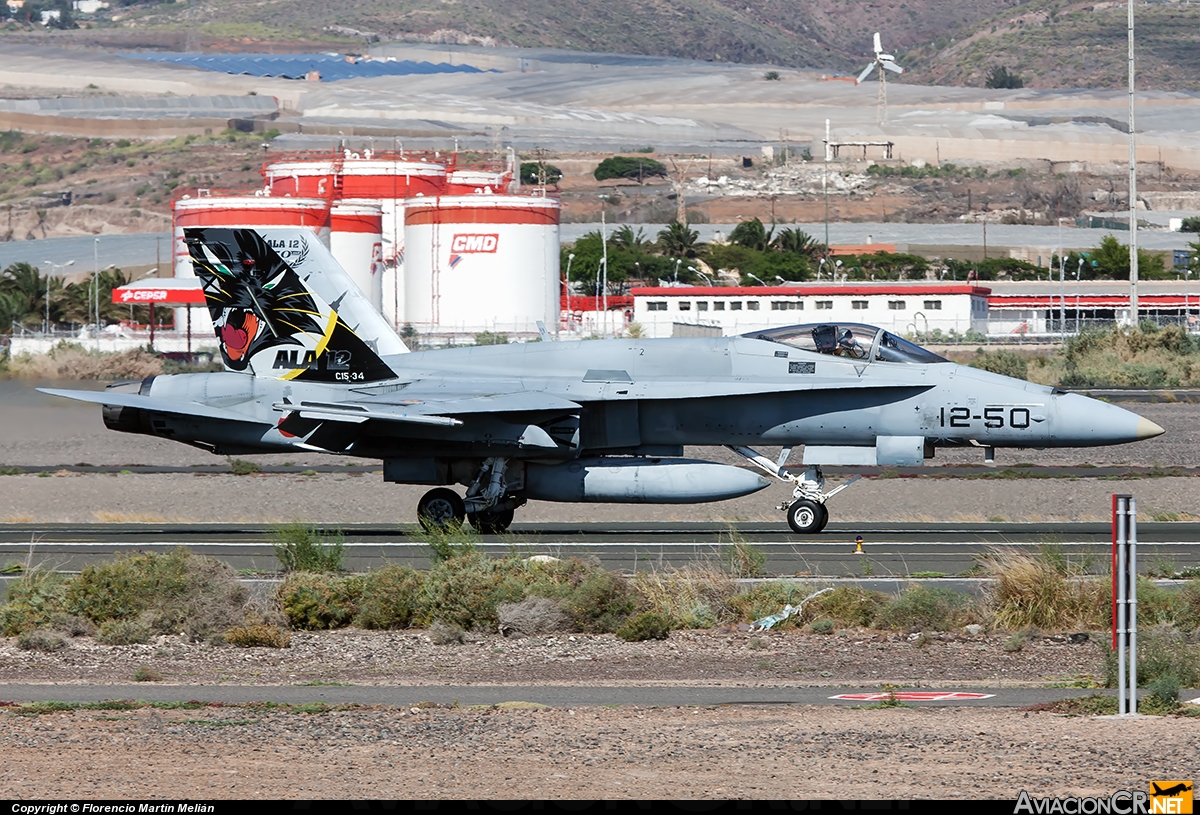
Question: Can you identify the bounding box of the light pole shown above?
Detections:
[688,266,711,286]
[747,273,767,286]
[43,259,74,334]
[1077,257,1085,332]
[1185,264,1192,333]
[564,252,575,328]
[93,238,99,344]
[818,257,826,282]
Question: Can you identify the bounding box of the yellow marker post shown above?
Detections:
[853,536,864,554]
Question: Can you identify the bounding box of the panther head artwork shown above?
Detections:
[185,228,322,372]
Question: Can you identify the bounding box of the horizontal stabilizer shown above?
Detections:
[38,388,255,424]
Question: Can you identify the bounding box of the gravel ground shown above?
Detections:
[0,628,1111,688]
[7,628,1196,800]
[3,704,1198,799]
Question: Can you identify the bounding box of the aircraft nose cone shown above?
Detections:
[1054,393,1164,446]
[1137,417,1165,440]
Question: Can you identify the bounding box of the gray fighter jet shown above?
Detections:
[42,227,1165,534]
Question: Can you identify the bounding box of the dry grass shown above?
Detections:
[93,512,184,523]
[8,345,164,380]
[983,549,1105,631]
[631,566,738,629]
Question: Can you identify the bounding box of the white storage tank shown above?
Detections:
[329,200,384,314]
[403,195,560,335]
[171,195,331,335]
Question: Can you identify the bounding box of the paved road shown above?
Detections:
[2,521,1198,576]
[0,683,1169,708]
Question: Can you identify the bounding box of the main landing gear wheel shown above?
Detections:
[417,488,466,532]
[786,499,828,535]
[467,507,515,535]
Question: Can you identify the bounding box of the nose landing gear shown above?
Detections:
[726,445,860,535]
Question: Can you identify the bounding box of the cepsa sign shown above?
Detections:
[119,289,171,303]
[450,234,499,253]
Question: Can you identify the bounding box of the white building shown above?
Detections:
[630,284,991,339]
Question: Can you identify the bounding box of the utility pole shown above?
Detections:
[668,157,691,225]
[1128,0,1139,326]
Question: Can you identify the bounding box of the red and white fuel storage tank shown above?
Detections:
[403,195,560,335]
[262,159,337,198]
[337,156,447,328]
[172,194,331,335]
[329,200,384,313]
[443,168,512,196]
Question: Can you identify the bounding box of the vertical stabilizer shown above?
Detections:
[185,227,403,382]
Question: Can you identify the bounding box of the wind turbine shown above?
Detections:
[856,32,904,126]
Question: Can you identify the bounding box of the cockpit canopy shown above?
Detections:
[744,323,948,364]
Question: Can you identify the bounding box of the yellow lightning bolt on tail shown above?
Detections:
[278,309,340,381]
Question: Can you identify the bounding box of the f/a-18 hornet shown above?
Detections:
[44,227,1164,534]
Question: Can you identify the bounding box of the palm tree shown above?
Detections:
[728,218,774,252]
[0,262,56,328]
[656,221,700,258]
[611,225,650,251]
[774,227,824,261]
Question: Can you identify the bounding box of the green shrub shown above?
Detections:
[727,582,819,627]
[616,611,671,641]
[809,587,890,628]
[17,629,67,652]
[416,553,528,631]
[224,624,291,648]
[417,525,478,562]
[809,618,835,634]
[133,665,163,682]
[873,585,977,632]
[271,523,344,573]
[65,549,249,641]
[1104,626,1200,691]
[95,618,152,645]
[229,458,262,476]
[971,349,1028,380]
[277,572,362,630]
[0,567,69,636]
[48,612,96,637]
[556,568,637,632]
[354,565,422,629]
[593,156,667,183]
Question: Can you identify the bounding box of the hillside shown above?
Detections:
[902,0,1200,91]
[3,0,1020,73]
[3,0,1198,89]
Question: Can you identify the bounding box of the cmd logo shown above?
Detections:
[450,234,499,253]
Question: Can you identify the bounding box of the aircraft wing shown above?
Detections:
[37,388,261,424]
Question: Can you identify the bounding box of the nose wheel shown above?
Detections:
[786,499,829,534]
[417,488,466,532]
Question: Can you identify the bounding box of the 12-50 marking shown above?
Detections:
[940,406,1031,429]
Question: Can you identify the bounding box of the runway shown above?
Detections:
[3,521,1199,576]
